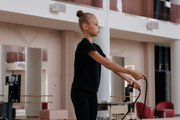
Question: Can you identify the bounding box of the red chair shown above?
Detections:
[136,102,154,118]
[156,101,174,118]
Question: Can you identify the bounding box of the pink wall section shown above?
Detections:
[0,22,62,110]
[71,0,91,6]
[110,0,118,11]
[64,0,103,8]
[0,22,155,117]
[59,31,154,117]
[170,4,180,24]
[129,0,142,16]
[63,0,154,18]
[142,0,154,18]
[110,38,145,102]
[92,0,102,8]
[6,52,24,63]
[60,31,82,117]
[110,38,155,107]
[110,0,153,18]
[6,50,47,63]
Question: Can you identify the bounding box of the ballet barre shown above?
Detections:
[14,101,53,103]
[110,96,138,98]
[0,95,53,97]
[0,95,53,103]
[98,102,133,120]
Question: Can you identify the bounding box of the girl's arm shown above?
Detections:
[105,57,141,92]
[113,71,141,92]
[88,51,144,81]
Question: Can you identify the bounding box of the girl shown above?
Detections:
[71,10,144,120]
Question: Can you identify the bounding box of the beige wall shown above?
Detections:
[110,38,155,107]
[60,30,82,117]
[0,22,81,117]
[60,32,153,117]
[0,22,156,118]
[111,57,124,102]
[110,38,149,104]
[0,22,62,109]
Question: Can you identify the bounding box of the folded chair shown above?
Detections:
[136,102,154,118]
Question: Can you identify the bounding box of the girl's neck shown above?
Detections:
[84,33,93,44]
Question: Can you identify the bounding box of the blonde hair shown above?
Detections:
[76,10,94,32]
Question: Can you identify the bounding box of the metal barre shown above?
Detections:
[0,101,53,103]
[0,95,53,97]
[110,96,138,98]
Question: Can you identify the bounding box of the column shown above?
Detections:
[25,48,42,118]
[94,0,110,103]
[94,27,110,103]
[171,40,180,115]
[0,45,6,101]
[144,43,155,107]
[61,31,77,117]
[111,57,124,102]
[94,0,110,118]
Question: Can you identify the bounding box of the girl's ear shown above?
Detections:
[82,23,88,30]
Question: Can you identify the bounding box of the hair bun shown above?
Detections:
[77,10,84,17]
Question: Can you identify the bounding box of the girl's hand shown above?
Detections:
[130,70,145,81]
[128,79,141,93]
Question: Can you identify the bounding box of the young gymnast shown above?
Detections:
[71,10,144,120]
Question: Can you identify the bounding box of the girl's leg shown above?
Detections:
[88,92,98,120]
[71,88,90,120]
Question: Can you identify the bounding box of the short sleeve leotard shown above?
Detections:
[72,38,106,92]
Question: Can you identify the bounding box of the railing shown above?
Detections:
[110,0,180,25]
[55,0,180,25]
[53,0,103,8]
[0,94,53,103]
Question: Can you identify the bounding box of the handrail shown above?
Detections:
[0,95,53,97]
[110,96,137,98]
[21,95,53,97]
[110,101,133,103]
[15,101,53,103]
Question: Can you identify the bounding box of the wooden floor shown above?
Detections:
[15,116,76,120]
[142,116,180,120]
[15,115,180,120]
[120,116,180,120]
[15,117,180,120]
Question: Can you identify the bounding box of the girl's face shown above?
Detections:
[85,16,100,37]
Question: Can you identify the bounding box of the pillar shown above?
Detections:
[93,0,110,118]
[94,0,110,103]
[25,48,42,118]
[144,43,155,107]
[111,57,124,102]
[171,40,180,115]
[61,31,77,117]
[0,45,6,101]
